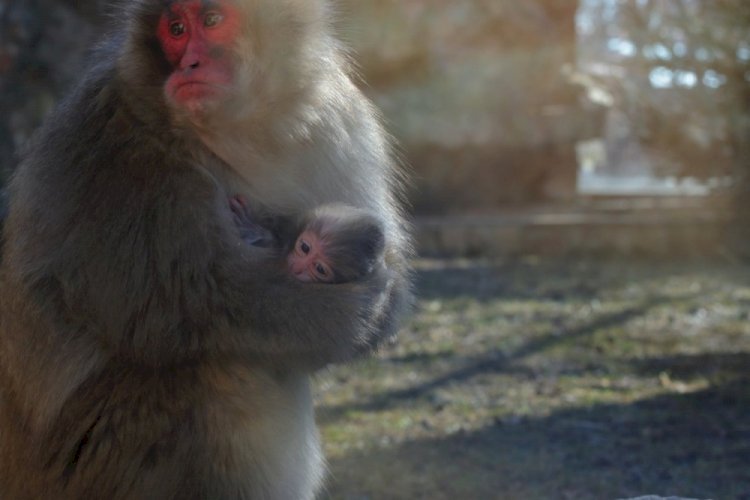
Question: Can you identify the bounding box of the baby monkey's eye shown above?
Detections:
[204,12,223,27]
[299,240,311,255]
[315,263,327,276]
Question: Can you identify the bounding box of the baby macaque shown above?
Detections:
[230,196,385,284]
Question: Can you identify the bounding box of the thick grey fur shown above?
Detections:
[0,0,412,498]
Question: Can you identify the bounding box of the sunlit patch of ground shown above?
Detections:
[315,258,750,500]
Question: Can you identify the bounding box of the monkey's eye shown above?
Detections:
[204,12,224,28]
[315,263,328,277]
[299,240,311,255]
[169,21,186,37]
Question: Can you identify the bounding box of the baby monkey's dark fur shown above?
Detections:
[301,205,386,284]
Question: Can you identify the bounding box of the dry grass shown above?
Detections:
[315,257,750,500]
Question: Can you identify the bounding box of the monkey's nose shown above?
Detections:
[178,39,206,70]
[294,270,312,282]
[296,267,313,282]
[288,256,310,281]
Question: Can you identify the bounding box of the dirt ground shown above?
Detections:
[314,257,750,500]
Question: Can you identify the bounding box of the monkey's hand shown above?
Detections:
[218,256,411,370]
[229,195,277,248]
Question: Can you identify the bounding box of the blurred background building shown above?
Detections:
[1,0,748,256]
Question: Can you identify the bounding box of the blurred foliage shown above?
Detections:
[0,0,98,180]
[576,0,750,181]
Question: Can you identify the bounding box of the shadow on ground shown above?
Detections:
[323,374,750,500]
[318,258,750,500]
[413,258,750,302]
[319,291,674,421]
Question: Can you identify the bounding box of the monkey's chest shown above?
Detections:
[221,151,371,215]
[200,366,324,499]
[42,365,323,499]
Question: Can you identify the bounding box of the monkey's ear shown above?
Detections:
[358,222,386,261]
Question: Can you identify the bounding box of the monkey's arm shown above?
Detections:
[216,256,407,368]
[198,202,408,369]
[215,200,410,366]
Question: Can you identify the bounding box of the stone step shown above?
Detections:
[414,205,731,258]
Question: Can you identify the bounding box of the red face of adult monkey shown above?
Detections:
[157,0,241,110]
[0,0,411,498]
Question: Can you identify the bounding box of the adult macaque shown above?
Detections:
[0,1,411,499]
[230,196,386,283]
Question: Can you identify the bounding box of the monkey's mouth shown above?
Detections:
[166,68,233,107]
[174,81,221,102]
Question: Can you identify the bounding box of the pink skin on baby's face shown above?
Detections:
[287,230,335,283]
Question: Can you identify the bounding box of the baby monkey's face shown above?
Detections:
[287,230,335,283]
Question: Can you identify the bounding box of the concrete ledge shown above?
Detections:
[414,204,730,258]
